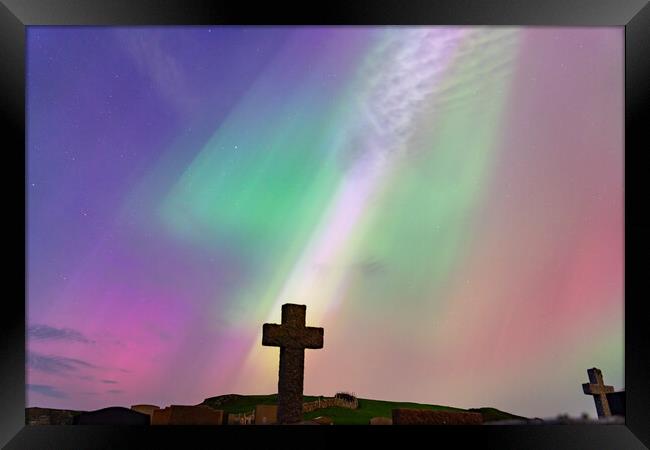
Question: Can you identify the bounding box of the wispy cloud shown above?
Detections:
[101,380,118,384]
[27,352,96,375]
[107,389,124,394]
[28,324,93,344]
[339,28,519,172]
[115,29,197,115]
[27,384,67,399]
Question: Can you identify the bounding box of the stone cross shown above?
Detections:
[582,367,614,418]
[262,303,324,424]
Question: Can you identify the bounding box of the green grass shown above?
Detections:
[201,394,527,424]
[303,398,467,425]
[202,394,320,415]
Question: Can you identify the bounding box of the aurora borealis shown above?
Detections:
[27,26,623,419]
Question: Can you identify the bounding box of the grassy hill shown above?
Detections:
[202,394,320,414]
[201,394,527,425]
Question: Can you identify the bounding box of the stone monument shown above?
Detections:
[582,367,614,418]
[262,303,324,424]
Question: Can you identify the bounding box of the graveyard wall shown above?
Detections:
[302,397,358,413]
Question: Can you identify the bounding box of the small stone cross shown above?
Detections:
[582,367,614,418]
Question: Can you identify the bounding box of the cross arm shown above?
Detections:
[262,324,324,349]
[582,383,615,395]
[301,326,324,349]
[262,324,286,347]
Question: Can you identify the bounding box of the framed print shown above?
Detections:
[1,0,648,448]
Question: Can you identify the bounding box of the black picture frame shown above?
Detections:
[1,0,648,448]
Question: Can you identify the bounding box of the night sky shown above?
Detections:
[27,26,623,419]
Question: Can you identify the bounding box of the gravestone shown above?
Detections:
[254,404,278,424]
[262,303,324,424]
[73,407,150,425]
[227,411,255,425]
[227,413,239,425]
[153,405,223,425]
[392,409,483,425]
[151,407,172,425]
[582,367,614,418]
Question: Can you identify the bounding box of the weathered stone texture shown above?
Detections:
[152,405,223,425]
[262,303,323,424]
[151,407,172,425]
[392,408,483,425]
[254,404,278,424]
[302,396,358,413]
[582,367,614,418]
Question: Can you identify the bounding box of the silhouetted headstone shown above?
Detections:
[262,303,324,424]
[254,404,278,424]
[73,407,150,425]
[151,405,223,425]
[392,409,483,425]
[228,411,253,425]
[151,407,172,425]
[582,367,614,418]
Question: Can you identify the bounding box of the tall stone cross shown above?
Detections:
[582,367,614,418]
[262,303,324,424]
